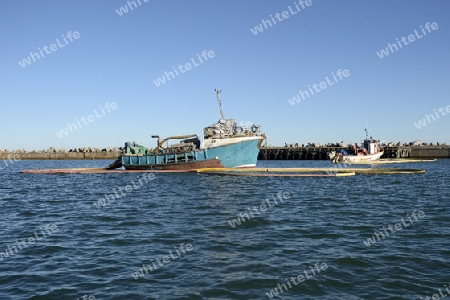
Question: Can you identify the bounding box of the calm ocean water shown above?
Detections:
[0,159,449,300]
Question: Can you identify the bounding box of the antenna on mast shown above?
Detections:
[365,117,369,140]
[214,88,225,120]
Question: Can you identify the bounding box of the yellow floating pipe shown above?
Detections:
[198,171,356,177]
[338,158,437,165]
[21,167,425,175]
[195,167,425,175]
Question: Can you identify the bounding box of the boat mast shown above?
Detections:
[364,128,369,140]
[215,88,225,120]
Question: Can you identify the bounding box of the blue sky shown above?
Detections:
[1,1,449,150]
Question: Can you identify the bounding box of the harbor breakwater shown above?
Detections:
[258,145,450,160]
[0,147,122,160]
[1,145,449,161]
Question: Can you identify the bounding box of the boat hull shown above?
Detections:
[123,158,224,170]
[121,136,264,170]
[333,150,384,163]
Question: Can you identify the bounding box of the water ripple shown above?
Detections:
[0,159,448,299]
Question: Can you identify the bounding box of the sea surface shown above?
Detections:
[0,159,449,300]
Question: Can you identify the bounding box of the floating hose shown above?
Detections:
[196,167,425,175]
[337,158,436,165]
[197,171,356,177]
[20,166,425,175]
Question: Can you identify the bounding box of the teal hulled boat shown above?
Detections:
[108,90,265,170]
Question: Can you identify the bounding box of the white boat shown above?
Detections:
[328,129,384,163]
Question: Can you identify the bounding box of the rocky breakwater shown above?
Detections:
[281,140,448,148]
[0,147,123,160]
[260,140,450,159]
